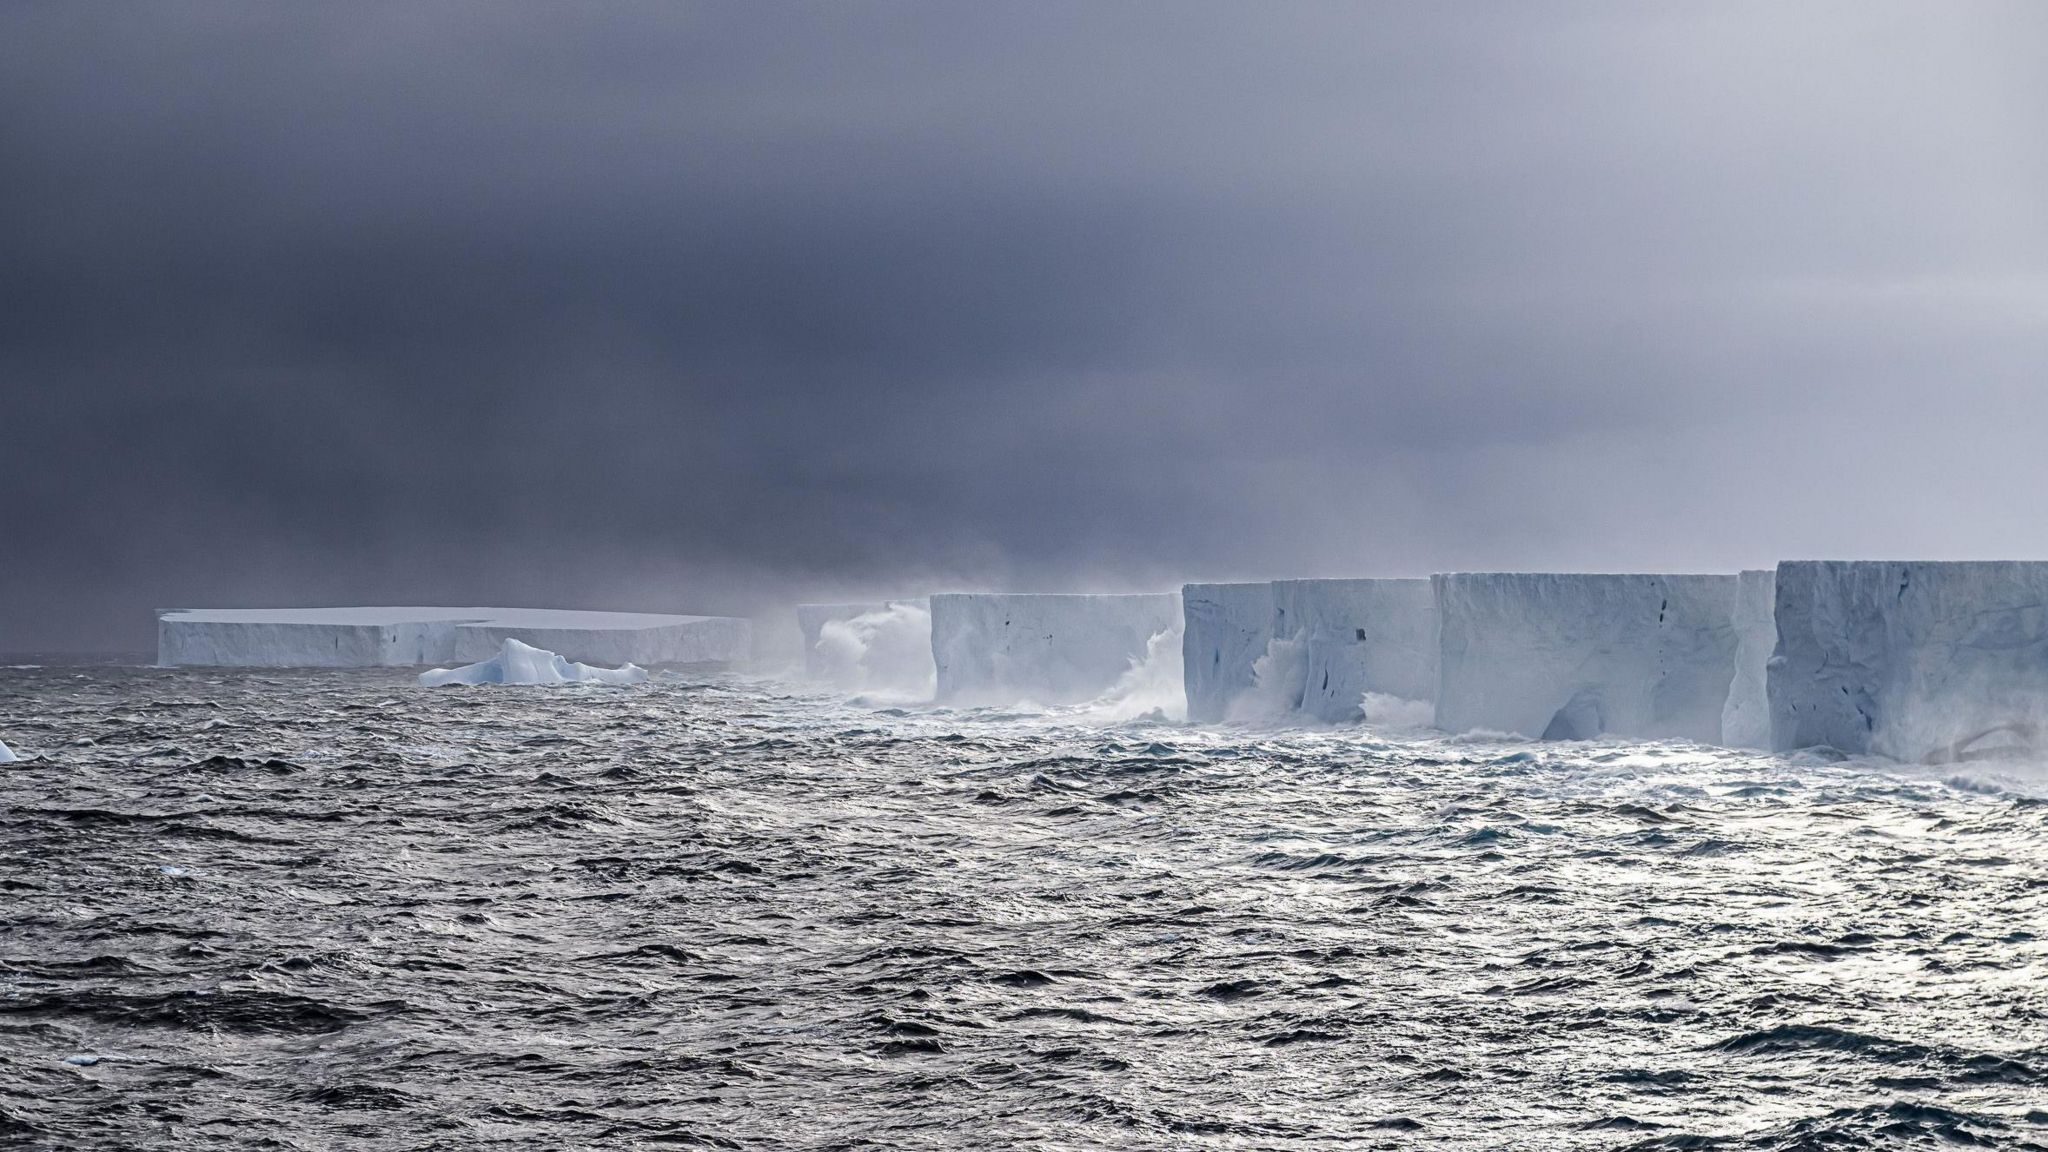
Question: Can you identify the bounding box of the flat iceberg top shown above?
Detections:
[160,607,728,629]
[419,638,649,686]
[929,592,1179,605]
[1433,571,1735,581]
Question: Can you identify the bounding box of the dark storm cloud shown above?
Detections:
[4,2,2046,650]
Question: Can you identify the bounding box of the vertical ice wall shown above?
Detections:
[157,608,751,668]
[1434,573,1740,742]
[1718,569,1777,749]
[1768,560,2048,761]
[1181,583,1275,722]
[929,593,1182,707]
[1270,579,1438,723]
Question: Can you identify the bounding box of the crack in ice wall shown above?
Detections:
[1719,569,1777,749]
[1181,583,1276,722]
[1271,578,1438,724]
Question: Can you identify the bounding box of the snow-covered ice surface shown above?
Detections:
[4,659,2046,1148]
[1271,578,1438,724]
[157,607,750,668]
[1435,573,1740,742]
[1719,568,1777,749]
[1181,582,1274,722]
[417,638,648,686]
[1770,560,2048,761]
[929,592,1182,706]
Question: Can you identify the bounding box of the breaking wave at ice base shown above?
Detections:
[811,601,937,703]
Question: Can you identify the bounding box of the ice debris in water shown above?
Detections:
[418,638,649,687]
[0,738,16,763]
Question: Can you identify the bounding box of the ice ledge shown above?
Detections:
[158,607,751,668]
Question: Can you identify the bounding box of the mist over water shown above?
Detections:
[810,602,937,703]
[1070,625,1187,725]
[5,662,2046,1149]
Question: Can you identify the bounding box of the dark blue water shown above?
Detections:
[3,664,2046,1148]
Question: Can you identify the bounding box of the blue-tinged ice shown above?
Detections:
[418,638,649,687]
[1434,572,1740,743]
[1769,560,2048,761]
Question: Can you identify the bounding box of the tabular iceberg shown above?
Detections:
[1718,569,1777,749]
[419,638,648,686]
[158,608,750,668]
[930,592,1182,707]
[1270,579,1438,724]
[1181,583,1275,722]
[1434,573,1740,742]
[1768,560,2048,761]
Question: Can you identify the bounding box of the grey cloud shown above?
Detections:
[3,2,2045,650]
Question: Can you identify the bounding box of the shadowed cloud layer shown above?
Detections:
[4,2,2046,650]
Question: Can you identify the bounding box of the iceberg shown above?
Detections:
[1768,560,2048,761]
[157,607,750,668]
[1434,572,1740,742]
[418,638,648,686]
[1181,583,1275,722]
[0,738,16,764]
[1271,578,1438,724]
[929,592,1182,706]
[1718,569,1777,749]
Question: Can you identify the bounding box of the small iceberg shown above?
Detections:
[418,638,649,687]
[0,738,16,764]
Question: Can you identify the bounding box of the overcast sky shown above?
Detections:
[4,2,2046,651]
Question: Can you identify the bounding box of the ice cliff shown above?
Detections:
[157,608,750,668]
[1271,579,1438,724]
[1434,573,1740,742]
[1181,583,1275,722]
[1768,560,2048,761]
[930,593,1182,707]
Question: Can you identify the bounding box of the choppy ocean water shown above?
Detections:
[2,664,2046,1150]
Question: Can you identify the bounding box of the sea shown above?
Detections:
[2,663,2045,1149]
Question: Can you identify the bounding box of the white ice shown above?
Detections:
[158,607,750,668]
[418,638,649,687]
[1718,568,1777,749]
[1768,560,2048,761]
[1181,582,1275,722]
[1434,572,1740,742]
[1271,578,1438,724]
